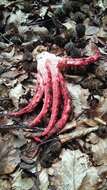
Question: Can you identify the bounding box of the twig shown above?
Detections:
[0,124,44,132]
[59,126,100,144]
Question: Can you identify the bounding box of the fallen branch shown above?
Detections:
[59,125,104,144]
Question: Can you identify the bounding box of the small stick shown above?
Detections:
[59,126,100,144]
[0,124,44,132]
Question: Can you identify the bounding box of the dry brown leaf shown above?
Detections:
[90,137,107,166]
[9,83,25,108]
[0,139,20,175]
[67,83,89,117]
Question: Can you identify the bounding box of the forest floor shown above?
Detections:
[0,0,107,190]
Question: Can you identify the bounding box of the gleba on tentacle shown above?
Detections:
[8,46,100,142]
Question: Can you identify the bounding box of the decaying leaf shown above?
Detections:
[0,139,20,175]
[98,0,107,9]
[0,0,8,5]
[67,83,89,116]
[50,149,101,190]
[7,10,28,27]
[86,132,99,145]
[0,179,11,190]
[40,140,62,168]
[85,26,99,36]
[79,167,101,190]
[97,27,107,39]
[9,83,25,108]
[97,97,107,116]
[0,83,8,97]
[12,129,27,148]
[39,169,49,190]
[0,47,15,61]
[90,137,107,166]
[12,169,34,190]
[1,70,21,79]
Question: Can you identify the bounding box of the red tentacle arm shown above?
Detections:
[41,64,61,136]
[8,73,44,117]
[47,72,71,138]
[58,49,100,69]
[29,64,52,127]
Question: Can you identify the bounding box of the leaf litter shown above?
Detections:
[1,0,107,190]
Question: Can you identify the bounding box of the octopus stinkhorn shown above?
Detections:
[8,49,100,142]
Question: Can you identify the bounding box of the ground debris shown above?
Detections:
[0,137,20,175]
[49,149,101,190]
[39,139,62,168]
[0,0,107,189]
